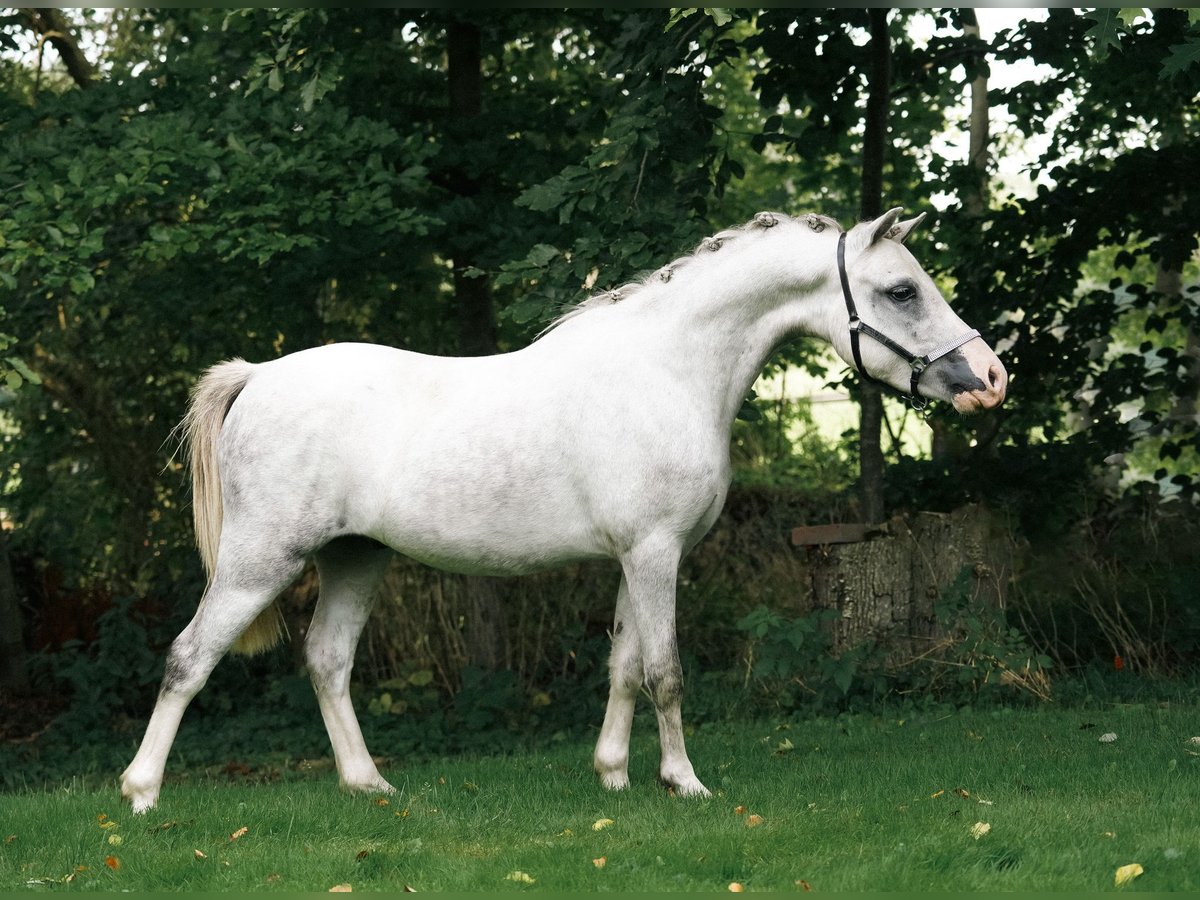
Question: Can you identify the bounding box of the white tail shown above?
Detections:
[179,359,284,655]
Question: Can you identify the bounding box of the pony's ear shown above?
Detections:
[888,212,926,244]
[848,207,904,253]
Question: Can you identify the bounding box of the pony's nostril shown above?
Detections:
[988,363,1002,389]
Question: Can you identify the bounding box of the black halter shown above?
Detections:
[837,231,979,410]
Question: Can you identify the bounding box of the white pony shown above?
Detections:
[121,208,1007,812]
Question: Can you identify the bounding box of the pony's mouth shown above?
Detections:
[950,356,1007,414]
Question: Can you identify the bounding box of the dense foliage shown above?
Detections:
[0,9,1197,762]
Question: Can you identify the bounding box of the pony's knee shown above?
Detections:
[610,655,643,696]
[608,634,643,696]
[644,663,683,709]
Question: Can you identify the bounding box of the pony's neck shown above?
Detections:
[612,229,841,428]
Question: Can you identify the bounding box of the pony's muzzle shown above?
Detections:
[951,343,1008,414]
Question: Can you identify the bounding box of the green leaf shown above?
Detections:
[301,74,318,112]
[69,271,96,294]
[1189,8,1200,25]
[1161,36,1200,78]
[526,243,559,267]
[664,8,699,32]
[267,65,284,92]
[517,180,567,213]
[1085,9,1125,59]
[7,357,41,386]
[705,8,732,27]
[1116,7,1144,27]
[833,657,855,695]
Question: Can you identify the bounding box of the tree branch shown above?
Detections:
[19,8,97,90]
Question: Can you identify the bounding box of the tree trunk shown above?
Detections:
[805,504,1013,659]
[0,526,30,691]
[933,8,989,461]
[962,9,989,219]
[857,8,891,524]
[447,20,499,358]
[446,19,504,670]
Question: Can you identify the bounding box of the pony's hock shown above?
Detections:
[121,208,1007,813]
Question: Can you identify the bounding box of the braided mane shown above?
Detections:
[540,211,842,335]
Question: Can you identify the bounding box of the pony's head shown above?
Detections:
[831,208,1007,413]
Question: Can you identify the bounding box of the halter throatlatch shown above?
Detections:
[837,231,979,411]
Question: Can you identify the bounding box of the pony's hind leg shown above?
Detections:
[121,548,305,813]
[593,576,642,790]
[307,537,395,796]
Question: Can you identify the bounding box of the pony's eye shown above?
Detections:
[888,285,916,303]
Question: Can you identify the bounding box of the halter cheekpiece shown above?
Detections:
[837,231,979,411]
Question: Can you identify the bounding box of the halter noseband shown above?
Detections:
[837,231,979,411]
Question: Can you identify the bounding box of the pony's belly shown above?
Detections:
[368,521,608,576]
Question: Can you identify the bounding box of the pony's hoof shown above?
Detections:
[121,776,160,815]
[598,770,631,791]
[661,773,711,798]
[343,777,396,797]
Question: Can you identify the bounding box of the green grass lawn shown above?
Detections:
[2,702,1198,892]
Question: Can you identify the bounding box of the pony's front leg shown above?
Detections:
[594,576,642,790]
[622,539,710,798]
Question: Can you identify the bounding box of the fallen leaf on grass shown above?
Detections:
[796,879,813,891]
[1099,732,1118,743]
[930,790,944,799]
[230,826,248,841]
[105,855,121,871]
[194,849,208,861]
[728,882,745,892]
[954,787,970,799]
[1114,863,1143,887]
[4,835,14,844]
[593,856,607,868]
[969,822,991,840]
[403,885,417,892]
[355,850,370,861]
[734,805,747,815]
[505,871,536,884]
[746,814,764,828]
[1187,736,1200,745]
[375,797,390,807]
[329,883,353,892]
[592,818,614,831]
[107,834,123,846]
[1101,831,1116,839]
